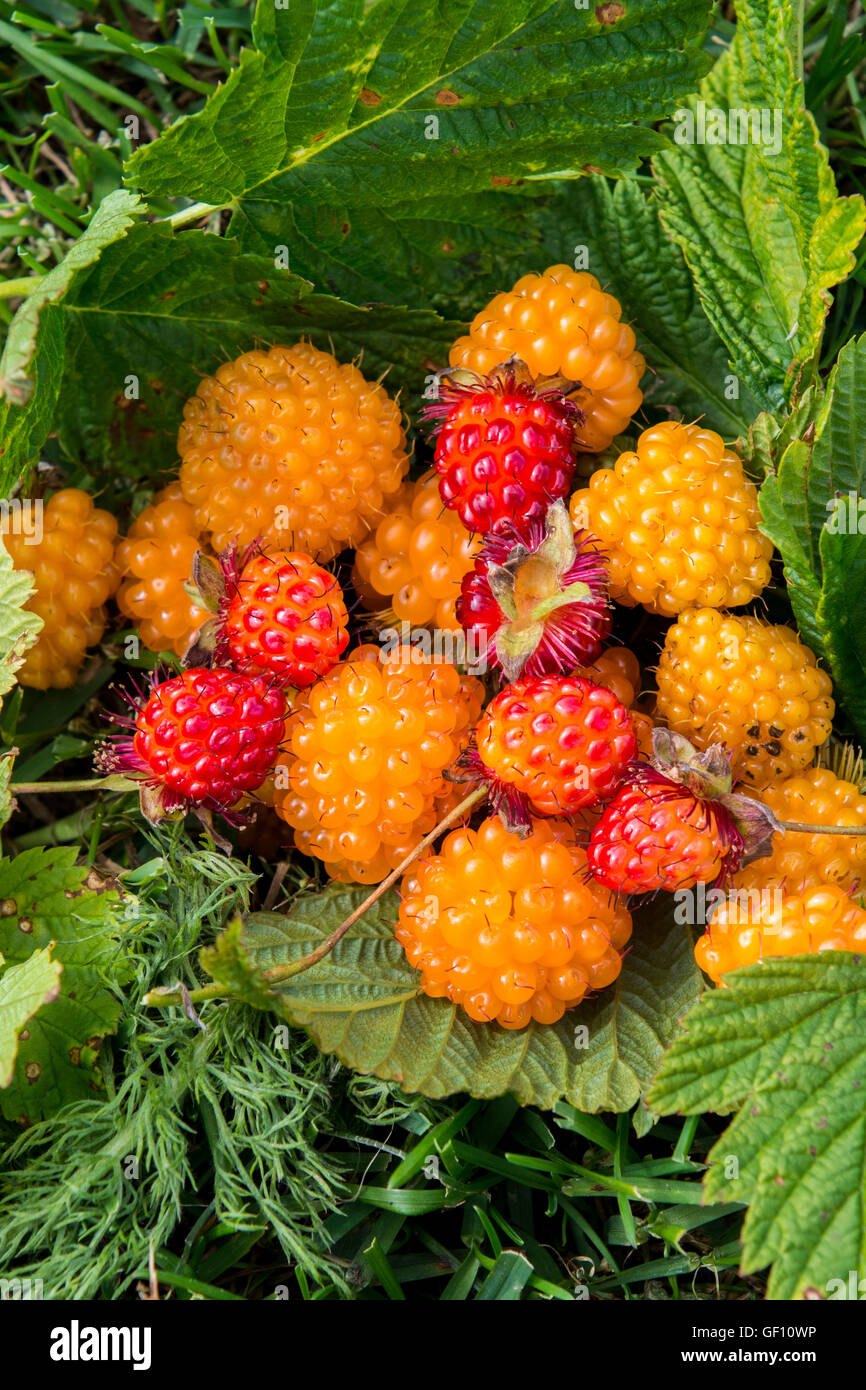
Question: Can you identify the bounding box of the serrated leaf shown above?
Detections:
[816,527,866,740]
[0,945,62,1088]
[535,178,761,436]
[653,0,866,410]
[202,885,701,1112]
[0,748,16,833]
[0,848,125,1120]
[758,333,866,739]
[0,536,42,699]
[647,955,866,1300]
[0,189,142,486]
[3,215,459,476]
[128,0,712,207]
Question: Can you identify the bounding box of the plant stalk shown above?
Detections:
[143,785,487,1009]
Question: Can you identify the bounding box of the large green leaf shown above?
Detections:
[128,0,712,208]
[648,955,866,1301]
[0,189,142,486]
[233,176,762,436]
[0,946,62,1089]
[0,536,41,698]
[0,848,124,1121]
[535,179,761,436]
[200,885,701,1112]
[653,0,866,411]
[2,209,459,477]
[759,333,866,738]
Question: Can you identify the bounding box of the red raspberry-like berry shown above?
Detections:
[587,776,737,895]
[473,674,637,823]
[458,501,610,681]
[219,548,350,688]
[97,667,288,816]
[424,366,578,535]
[396,815,632,1028]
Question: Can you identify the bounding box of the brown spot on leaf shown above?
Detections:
[312,132,329,143]
[18,918,32,935]
[160,291,176,300]
[774,1175,784,1186]
[257,281,269,293]
[583,164,603,175]
[25,1062,41,1084]
[435,88,460,106]
[340,222,350,235]
[85,1036,102,1052]
[358,88,382,106]
[441,242,454,253]
[69,1047,81,1066]
[0,898,16,915]
[491,176,513,187]
[596,2,625,22]
[18,1029,29,1042]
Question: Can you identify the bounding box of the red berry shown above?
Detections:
[98,668,288,815]
[424,365,577,535]
[588,777,735,895]
[219,548,350,688]
[475,675,637,823]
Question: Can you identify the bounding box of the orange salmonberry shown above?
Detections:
[273,644,484,884]
[178,343,409,560]
[352,472,480,632]
[396,815,632,1028]
[569,423,773,615]
[731,766,866,897]
[695,882,866,985]
[116,483,211,657]
[449,266,645,453]
[656,608,834,788]
[3,488,118,689]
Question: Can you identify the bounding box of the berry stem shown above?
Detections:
[10,774,141,795]
[142,786,488,1012]
[779,819,866,836]
[261,786,488,985]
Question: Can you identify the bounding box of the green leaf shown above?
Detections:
[3,215,459,476]
[536,179,762,436]
[0,748,17,834]
[0,945,62,1088]
[0,848,125,1121]
[653,0,866,410]
[0,536,42,700]
[201,885,701,1112]
[758,333,866,738]
[647,955,866,1300]
[128,0,712,206]
[477,1251,533,1300]
[0,189,143,487]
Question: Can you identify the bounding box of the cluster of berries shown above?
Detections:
[8,265,864,1028]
